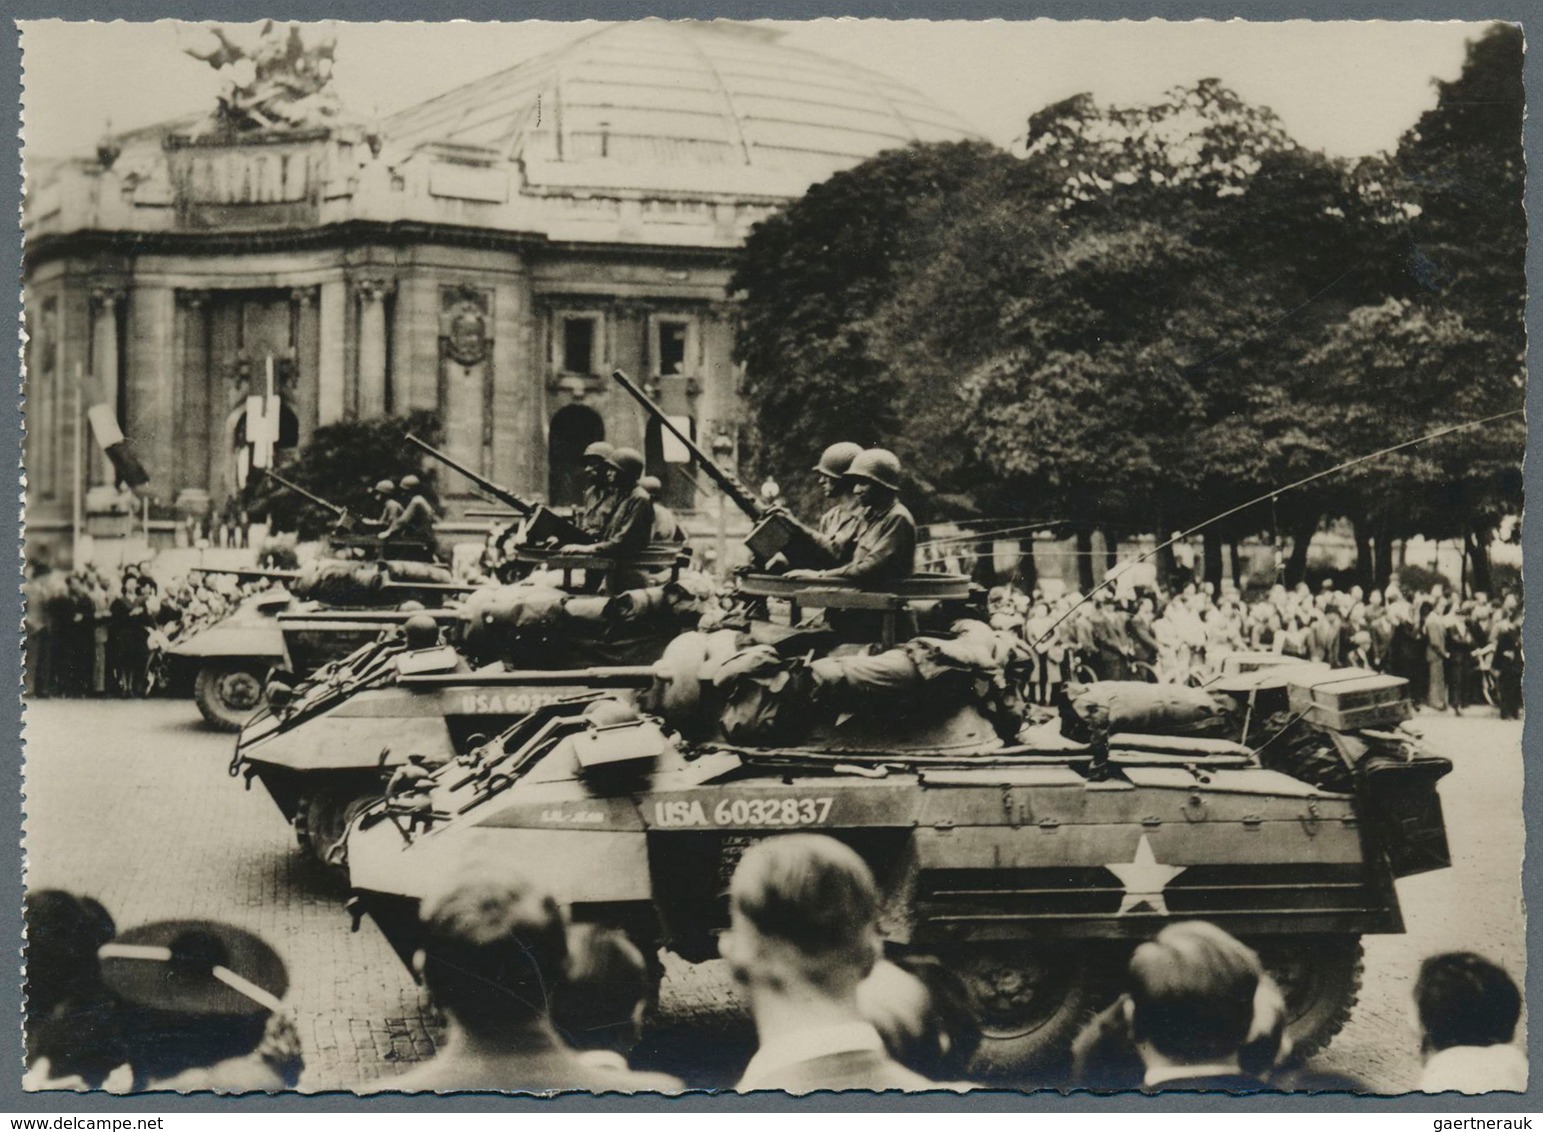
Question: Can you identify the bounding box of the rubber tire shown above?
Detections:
[1250,935,1364,1060]
[296,790,381,879]
[193,663,269,732]
[949,943,1116,1081]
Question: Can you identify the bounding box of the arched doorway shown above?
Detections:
[644,416,697,511]
[548,404,604,508]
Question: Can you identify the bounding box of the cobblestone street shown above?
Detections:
[22,698,1525,1093]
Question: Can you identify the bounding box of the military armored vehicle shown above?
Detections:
[167,558,471,730]
[232,551,708,867]
[343,573,1452,1082]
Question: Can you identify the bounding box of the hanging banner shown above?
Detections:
[85,403,150,488]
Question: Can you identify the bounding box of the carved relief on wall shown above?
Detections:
[442,286,490,368]
[438,285,495,474]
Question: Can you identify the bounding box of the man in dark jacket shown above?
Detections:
[1126,921,1266,1092]
[724,835,937,1093]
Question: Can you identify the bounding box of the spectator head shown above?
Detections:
[1369,590,1385,608]
[24,890,124,1085]
[1125,922,1261,1067]
[720,834,882,999]
[100,919,287,1086]
[414,867,568,1043]
[1414,952,1521,1055]
[858,954,981,1081]
[554,924,650,1057]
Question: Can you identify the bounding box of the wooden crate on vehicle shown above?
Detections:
[1287,668,1412,731]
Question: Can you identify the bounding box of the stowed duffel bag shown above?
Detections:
[1060,681,1235,746]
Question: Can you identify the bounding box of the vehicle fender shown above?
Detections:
[241,714,453,771]
[347,824,649,905]
[166,623,287,660]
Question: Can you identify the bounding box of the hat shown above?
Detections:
[400,474,422,491]
[372,479,395,495]
[100,920,287,1018]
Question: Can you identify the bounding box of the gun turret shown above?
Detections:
[263,469,357,532]
[609,369,837,570]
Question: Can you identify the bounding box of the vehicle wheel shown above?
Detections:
[297,790,381,878]
[193,664,268,732]
[951,944,1115,1081]
[1251,935,1363,1060]
[1130,661,1161,684]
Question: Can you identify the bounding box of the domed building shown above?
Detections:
[22,20,977,559]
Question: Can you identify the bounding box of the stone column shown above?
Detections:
[354,277,392,419]
[317,279,347,425]
[88,283,124,486]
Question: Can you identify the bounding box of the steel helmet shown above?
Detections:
[583,441,615,464]
[607,447,645,481]
[813,441,864,480]
[846,448,902,490]
[403,613,440,649]
[400,474,421,492]
[639,474,663,496]
[373,479,396,495]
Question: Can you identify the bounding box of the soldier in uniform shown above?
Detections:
[786,448,915,585]
[378,474,440,559]
[578,441,619,537]
[811,441,865,560]
[561,448,655,591]
[640,475,687,543]
[361,479,401,531]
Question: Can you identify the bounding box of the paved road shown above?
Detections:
[22,699,1525,1093]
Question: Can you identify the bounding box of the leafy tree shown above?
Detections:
[730,140,1017,516]
[243,410,443,540]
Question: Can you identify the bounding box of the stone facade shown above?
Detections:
[22,21,976,560]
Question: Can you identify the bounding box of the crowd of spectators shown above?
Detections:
[26,833,1526,1095]
[24,561,274,699]
[987,576,1523,719]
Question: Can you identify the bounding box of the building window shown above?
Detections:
[561,315,598,375]
[657,319,690,375]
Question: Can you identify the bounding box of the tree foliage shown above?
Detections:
[730,25,1524,562]
[244,410,443,539]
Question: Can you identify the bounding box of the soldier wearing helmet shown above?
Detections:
[379,472,441,560]
[786,448,915,585]
[640,474,687,544]
[561,447,656,590]
[578,441,619,536]
[812,441,865,561]
[364,479,403,531]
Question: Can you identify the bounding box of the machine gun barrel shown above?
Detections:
[263,469,350,521]
[609,369,765,523]
[609,369,838,570]
[407,434,533,516]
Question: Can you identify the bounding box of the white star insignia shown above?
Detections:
[1105,834,1187,916]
